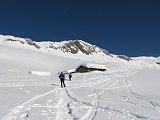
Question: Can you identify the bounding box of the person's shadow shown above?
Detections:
[51,83,59,86]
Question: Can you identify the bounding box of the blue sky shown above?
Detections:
[0,0,160,56]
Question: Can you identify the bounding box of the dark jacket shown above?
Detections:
[69,74,72,78]
[59,72,65,80]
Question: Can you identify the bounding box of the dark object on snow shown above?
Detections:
[76,64,106,73]
[156,62,160,65]
[59,72,66,87]
[69,73,72,81]
[117,55,132,61]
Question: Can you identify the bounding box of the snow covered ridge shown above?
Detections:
[1,34,159,64]
[132,56,160,65]
[39,40,111,55]
[132,56,160,62]
[0,35,40,50]
[0,34,110,56]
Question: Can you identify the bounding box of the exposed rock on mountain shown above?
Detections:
[117,55,132,61]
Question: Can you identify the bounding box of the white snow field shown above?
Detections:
[0,36,160,120]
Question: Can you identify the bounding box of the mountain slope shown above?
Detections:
[0,35,110,55]
[0,44,86,75]
[0,35,121,62]
[1,34,160,67]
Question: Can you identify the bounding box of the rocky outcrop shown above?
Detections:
[5,38,41,49]
[117,55,132,61]
[46,40,111,56]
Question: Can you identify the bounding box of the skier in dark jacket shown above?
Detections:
[69,73,72,81]
[59,72,66,87]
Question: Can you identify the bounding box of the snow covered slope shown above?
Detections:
[0,34,160,120]
[0,43,81,74]
[132,56,160,64]
[1,34,160,66]
[0,34,125,62]
[131,56,160,69]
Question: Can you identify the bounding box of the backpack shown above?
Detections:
[59,73,65,79]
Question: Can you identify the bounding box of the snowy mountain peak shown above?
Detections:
[44,39,111,56]
[0,34,41,49]
[0,34,138,62]
[0,35,111,59]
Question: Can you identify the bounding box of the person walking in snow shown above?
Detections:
[69,73,72,81]
[59,72,66,87]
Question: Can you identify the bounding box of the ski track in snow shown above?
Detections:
[1,87,59,120]
[1,69,160,120]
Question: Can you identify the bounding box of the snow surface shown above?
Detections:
[0,35,160,120]
[29,71,52,77]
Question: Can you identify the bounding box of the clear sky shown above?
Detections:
[0,0,160,56]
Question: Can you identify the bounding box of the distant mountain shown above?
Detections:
[38,40,111,56]
[0,34,160,69]
[2,34,159,65]
[0,35,116,62]
[0,35,110,54]
[132,56,160,65]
